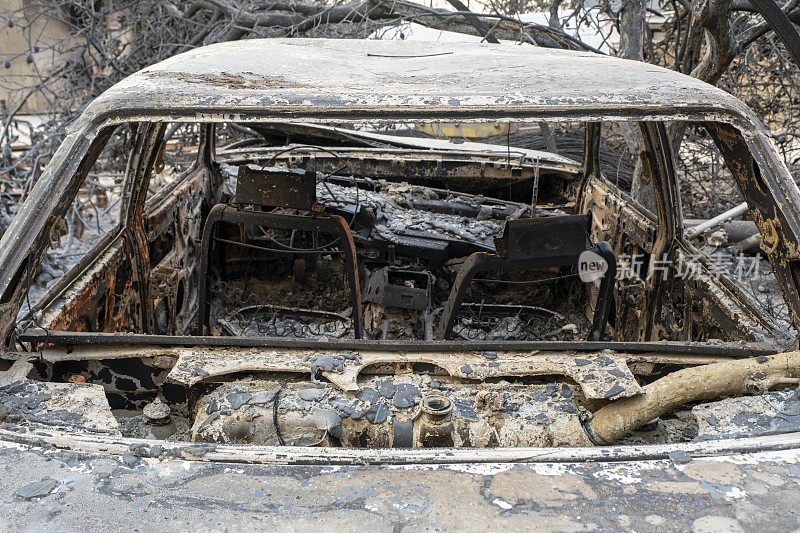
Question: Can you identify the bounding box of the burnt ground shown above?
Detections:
[1,437,800,531]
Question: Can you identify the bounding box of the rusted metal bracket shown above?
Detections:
[363,267,433,311]
[197,203,363,337]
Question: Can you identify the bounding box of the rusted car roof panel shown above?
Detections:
[82,39,756,125]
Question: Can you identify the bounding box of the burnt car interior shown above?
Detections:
[2,118,799,449]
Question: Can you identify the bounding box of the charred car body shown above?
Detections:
[1,39,800,454]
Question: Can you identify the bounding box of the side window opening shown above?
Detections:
[146,123,202,201]
[598,122,637,195]
[678,125,744,221]
[676,123,796,344]
[20,124,130,313]
[597,122,654,216]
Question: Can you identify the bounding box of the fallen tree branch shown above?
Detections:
[442,0,499,43]
[586,351,800,444]
[375,0,603,52]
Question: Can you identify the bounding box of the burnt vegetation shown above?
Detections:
[0,0,798,214]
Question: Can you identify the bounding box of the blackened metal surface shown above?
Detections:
[197,204,363,338]
[235,165,316,210]
[494,215,588,260]
[588,241,617,341]
[363,267,432,311]
[16,328,777,357]
[437,241,615,341]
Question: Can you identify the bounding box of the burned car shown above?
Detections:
[2,38,800,458]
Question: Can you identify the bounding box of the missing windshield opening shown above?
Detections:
[3,119,798,451]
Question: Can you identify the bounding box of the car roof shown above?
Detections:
[81,38,756,126]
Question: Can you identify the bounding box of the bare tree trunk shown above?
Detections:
[548,0,564,29]
[618,0,646,61]
[617,0,652,210]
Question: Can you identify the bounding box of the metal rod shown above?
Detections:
[14,329,777,356]
[213,237,344,255]
[684,202,748,239]
[732,233,762,255]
